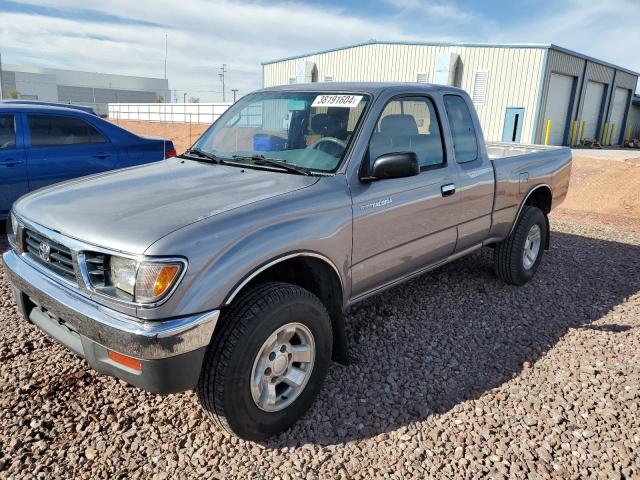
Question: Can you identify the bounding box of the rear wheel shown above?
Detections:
[493,206,547,285]
[197,282,332,441]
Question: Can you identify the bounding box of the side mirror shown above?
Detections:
[361,152,419,182]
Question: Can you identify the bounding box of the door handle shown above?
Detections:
[93,153,110,159]
[0,159,23,167]
[441,183,456,197]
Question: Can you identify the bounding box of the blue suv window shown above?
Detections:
[28,115,106,147]
[0,115,16,150]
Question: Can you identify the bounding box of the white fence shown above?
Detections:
[108,102,231,124]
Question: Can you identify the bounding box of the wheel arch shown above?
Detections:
[223,251,349,364]
[509,184,552,249]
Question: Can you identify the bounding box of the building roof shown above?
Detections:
[258,81,465,95]
[262,39,639,76]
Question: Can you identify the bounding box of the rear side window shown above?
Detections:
[0,115,16,150]
[444,95,478,163]
[369,96,444,169]
[28,115,106,147]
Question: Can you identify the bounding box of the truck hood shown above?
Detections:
[15,158,319,254]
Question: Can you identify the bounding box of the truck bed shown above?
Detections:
[486,141,572,244]
[486,141,566,159]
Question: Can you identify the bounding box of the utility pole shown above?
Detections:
[219,64,227,102]
[183,92,187,103]
[231,89,238,102]
[164,34,168,80]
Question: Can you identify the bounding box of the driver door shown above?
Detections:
[350,95,459,298]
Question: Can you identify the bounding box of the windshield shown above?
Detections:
[193,91,370,173]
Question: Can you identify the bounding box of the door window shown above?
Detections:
[0,115,16,150]
[369,96,444,170]
[444,95,478,163]
[28,115,106,147]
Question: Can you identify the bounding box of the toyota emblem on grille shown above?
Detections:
[39,242,51,262]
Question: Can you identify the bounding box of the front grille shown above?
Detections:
[84,252,108,288]
[24,229,76,282]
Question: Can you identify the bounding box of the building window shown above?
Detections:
[416,73,428,84]
[323,75,334,82]
[471,70,489,105]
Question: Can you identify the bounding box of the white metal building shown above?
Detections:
[0,64,170,116]
[262,41,639,146]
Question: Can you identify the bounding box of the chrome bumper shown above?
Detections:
[2,249,219,360]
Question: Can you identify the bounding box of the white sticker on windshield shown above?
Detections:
[312,94,363,108]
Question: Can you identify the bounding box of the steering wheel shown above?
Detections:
[306,137,347,156]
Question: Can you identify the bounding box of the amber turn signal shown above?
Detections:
[108,350,142,371]
[153,265,180,297]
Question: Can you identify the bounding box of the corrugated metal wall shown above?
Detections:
[536,48,639,145]
[263,44,546,143]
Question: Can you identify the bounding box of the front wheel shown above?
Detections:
[493,206,547,285]
[197,282,332,441]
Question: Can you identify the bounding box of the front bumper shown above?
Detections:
[2,249,219,393]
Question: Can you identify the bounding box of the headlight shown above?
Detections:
[109,256,137,296]
[103,255,184,304]
[6,212,18,247]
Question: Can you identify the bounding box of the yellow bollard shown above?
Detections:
[544,119,551,146]
[608,123,616,146]
[625,125,632,143]
[570,120,578,146]
[580,121,587,144]
[600,122,608,145]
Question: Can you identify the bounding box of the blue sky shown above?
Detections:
[1,0,638,101]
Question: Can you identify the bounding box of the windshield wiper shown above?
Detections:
[182,147,226,164]
[232,155,311,176]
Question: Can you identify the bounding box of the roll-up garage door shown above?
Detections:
[581,81,605,140]
[608,87,630,144]
[543,73,574,145]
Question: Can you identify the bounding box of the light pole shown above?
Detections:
[231,89,238,103]
[183,92,187,103]
[219,64,227,102]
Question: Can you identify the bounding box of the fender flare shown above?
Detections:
[223,250,344,306]
[508,183,552,236]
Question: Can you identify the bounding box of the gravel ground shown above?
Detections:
[1,218,639,479]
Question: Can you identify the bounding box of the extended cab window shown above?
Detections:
[369,96,444,169]
[0,115,16,150]
[444,95,478,163]
[28,115,106,147]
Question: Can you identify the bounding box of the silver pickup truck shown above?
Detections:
[3,83,571,440]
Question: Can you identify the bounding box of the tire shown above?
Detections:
[197,282,332,441]
[493,206,547,286]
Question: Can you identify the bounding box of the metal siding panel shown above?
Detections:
[615,71,638,90]
[262,44,546,142]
